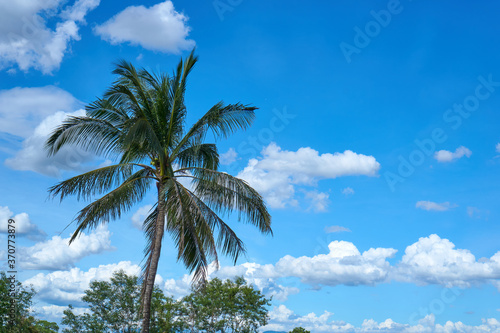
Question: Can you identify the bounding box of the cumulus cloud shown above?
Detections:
[162,242,397,300]
[220,148,238,165]
[19,225,114,270]
[95,1,195,53]
[163,262,298,302]
[162,233,500,294]
[0,86,80,138]
[262,306,500,333]
[0,206,46,240]
[434,146,472,163]
[237,143,380,209]
[23,234,500,323]
[416,201,456,212]
[275,241,397,287]
[262,305,348,333]
[214,262,299,302]
[24,261,140,305]
[0,85,102,177]
[325,225,351,233]
[32,304,89,323]
[4,109,97,177]
[0,0,99,74]
[394,234,500,288]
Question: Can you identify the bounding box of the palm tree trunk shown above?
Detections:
[141,181,166,333]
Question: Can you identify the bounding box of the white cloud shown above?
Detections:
[395,234,500,288]
[325,225,351,233]
[214,262,299,302]
[434,146,472,163]
[275,241,397,287]
[23,234,500,323]
[163,261,298,302]
[304,190,330,212]
[19,225,114,270]
[24,261,140,305]
[32,304,89,323]
[131,204,154,230]
[95,1,195,53]
[0,86,80,138]
[5,109,97,177]
[220,148,238,165]
[0,0,99,74]
[237,143,380,209]
[262,307,500,333]
[342,187,355,196]
[161,233,500,293]
[416,201,456,212]
[0,206,46,240]
[496,143,500,154]
[262,305,349,333]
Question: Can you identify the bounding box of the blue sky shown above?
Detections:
[1,0,500,331]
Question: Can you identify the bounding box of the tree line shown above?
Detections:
[1,271,311,332]
[1,270,272,333]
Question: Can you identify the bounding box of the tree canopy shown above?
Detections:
[62,270,271,333]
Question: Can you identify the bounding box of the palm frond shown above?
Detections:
[69,168,152,243]
[122,117,164,160]
[166,179,217,283]
[175,143,219,170]
[189,168,272,235]
[165,50,198,149]
[171,102,257,160]
[45,116,121,158]
[48,164,143,201]
[85,97,130,125]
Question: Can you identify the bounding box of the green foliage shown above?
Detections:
[182,276,270,333]
[0,272,59,332]
[289,327,310,333]
[61,270,184,333]
[61,271,270,333]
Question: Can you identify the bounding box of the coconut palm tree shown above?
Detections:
[45,50,272,333]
